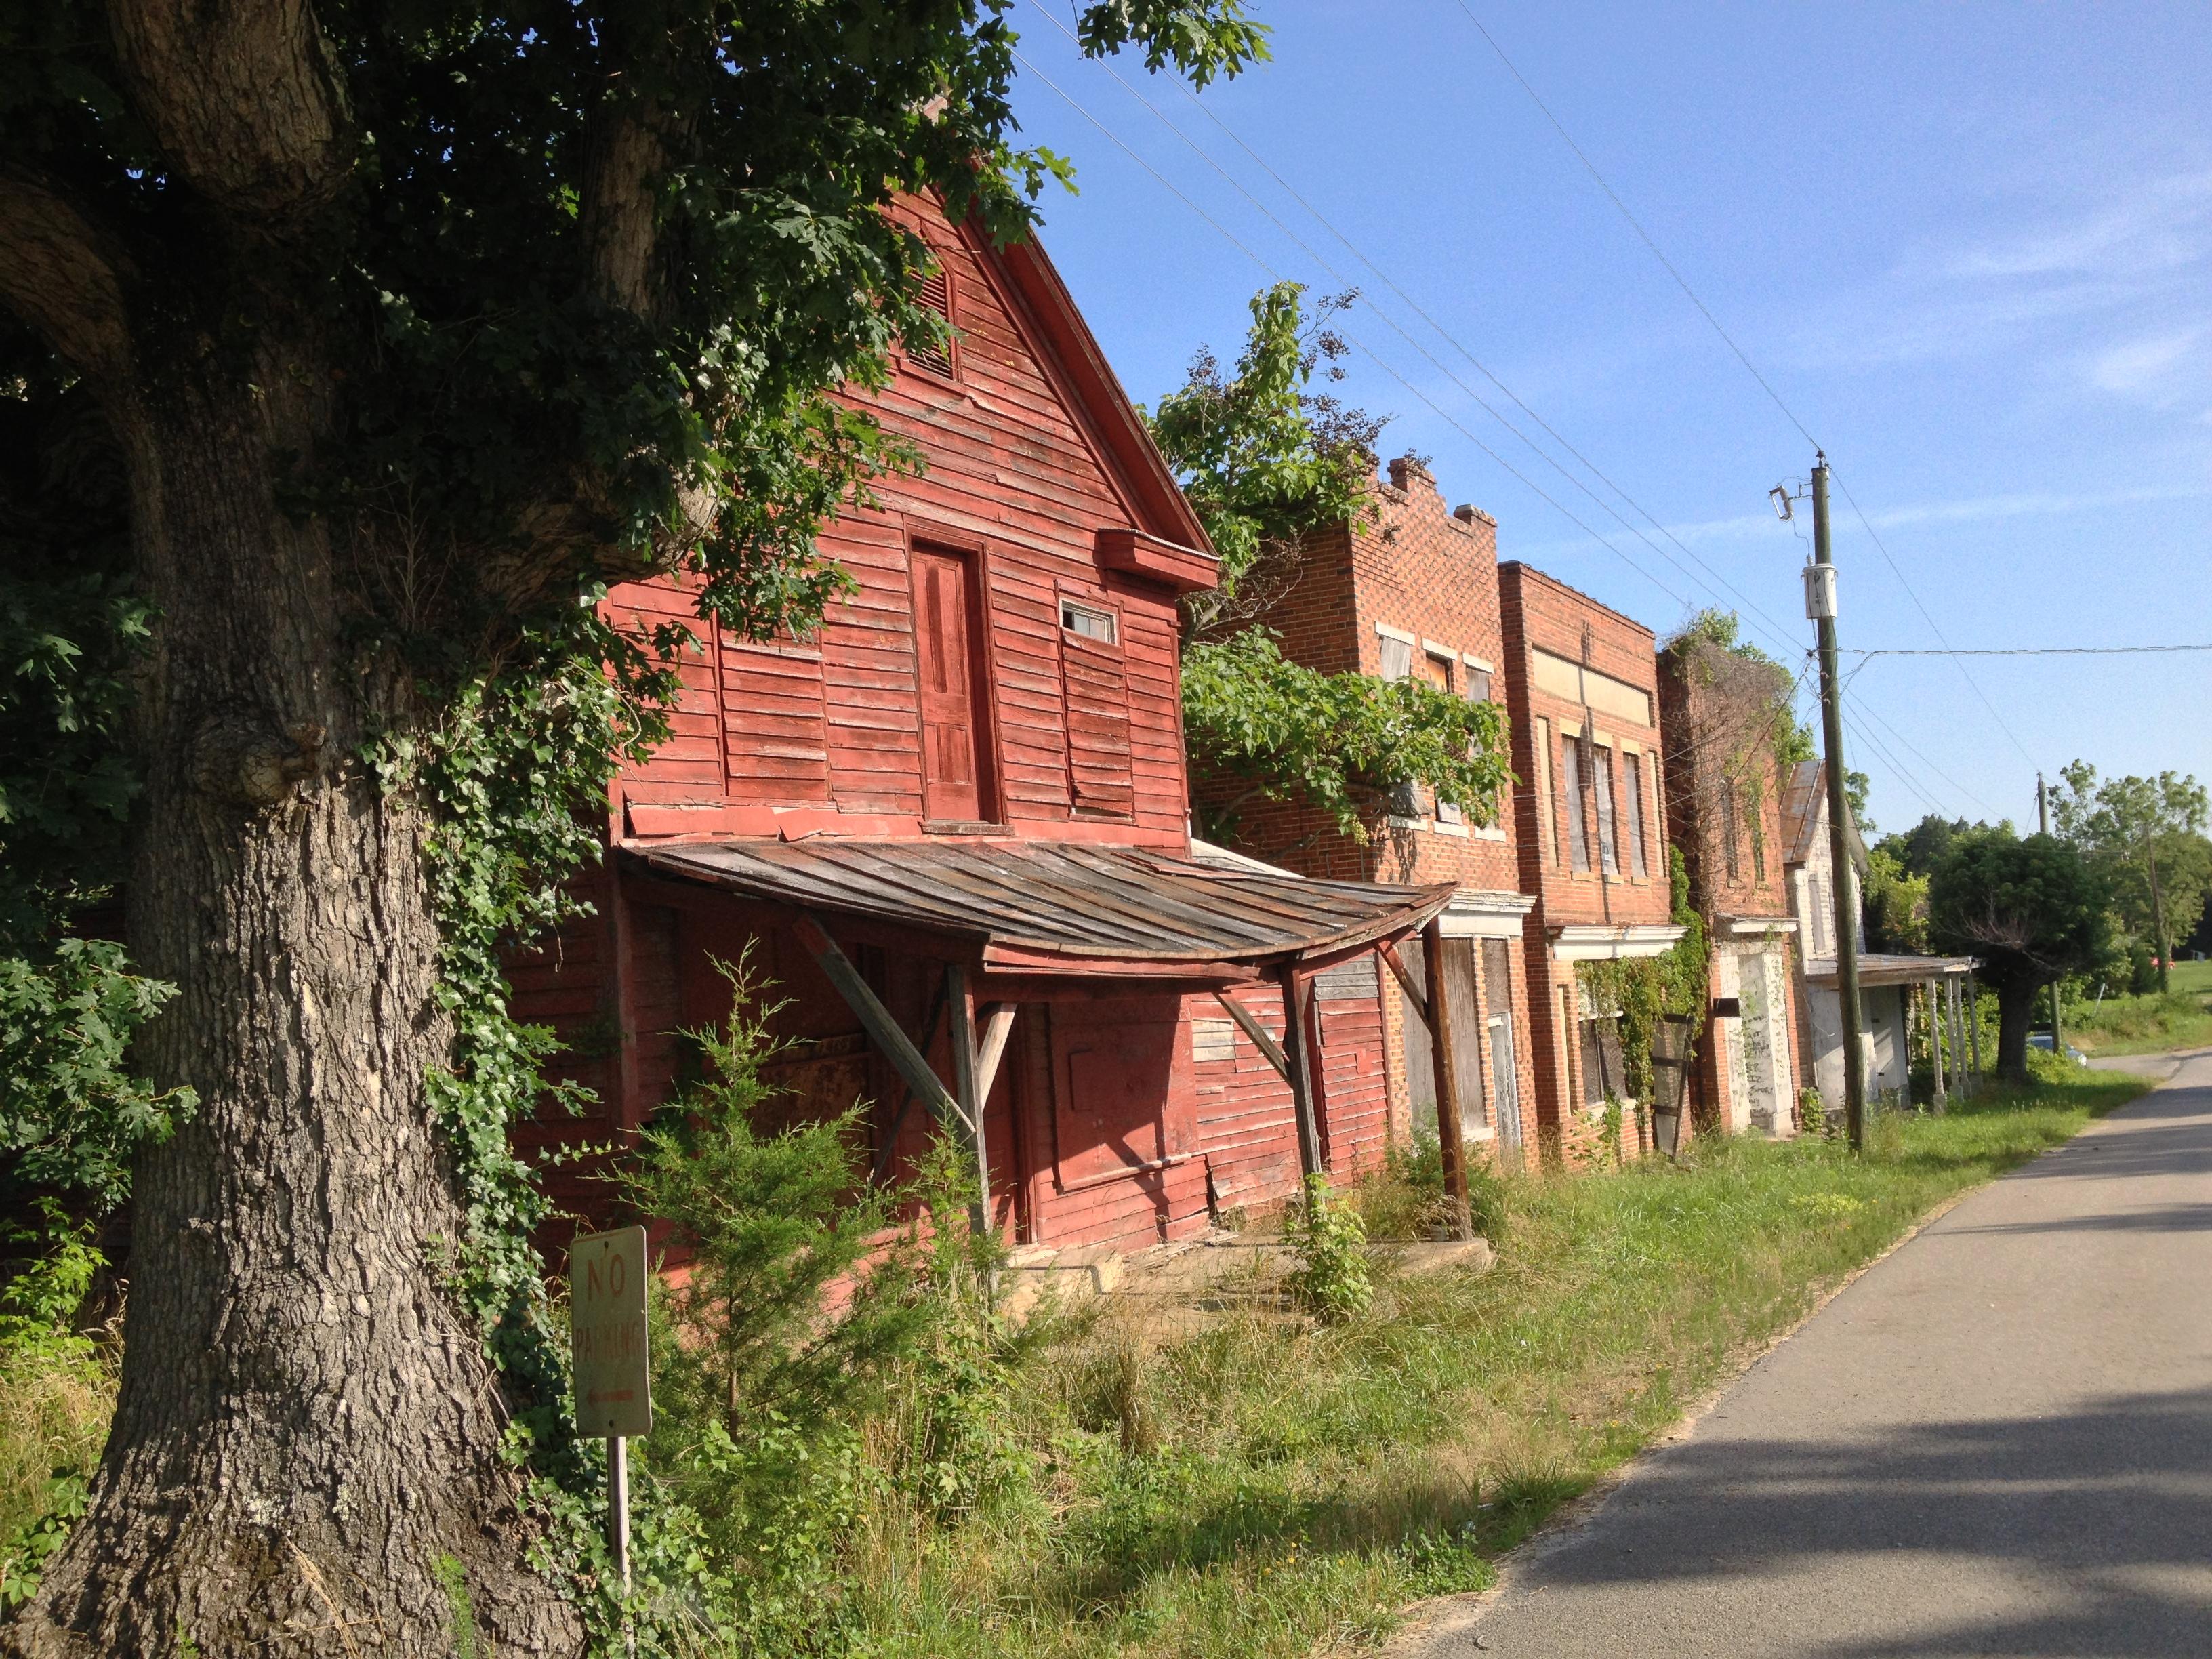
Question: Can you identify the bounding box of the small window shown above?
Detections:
[1378,633,1413,681]
[1718,779,1742,880]
[905,267,955,377]
[1467,664,1494,703]
[1059,598,1118,645]
[1191,1018,1236,1063]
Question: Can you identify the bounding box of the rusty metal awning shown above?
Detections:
[1805,952,1975,988]
[626,838,1454,975]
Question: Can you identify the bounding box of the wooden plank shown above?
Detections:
[791,914,965,1134]
[946,963,992,1235]
[974,1002,1017,1105]
[1422,918,1473,1239]
[1273,964,1324,1183]
[1212,989,1291,1084]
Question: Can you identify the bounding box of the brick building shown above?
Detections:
[1656,635,1803,1136]
[1497,562,1683,1164]
[1193,458,1538,1168]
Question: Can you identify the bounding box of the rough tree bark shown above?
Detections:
[0,3,583,1652]
[4,354,583,1659]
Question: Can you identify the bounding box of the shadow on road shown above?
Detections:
[1509,1387,2212,1655]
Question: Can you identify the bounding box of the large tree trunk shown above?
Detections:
[1994,979,2036,1086]
[7,367,580,1656]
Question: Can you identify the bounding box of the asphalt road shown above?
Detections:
[1415,1050,2212,1659]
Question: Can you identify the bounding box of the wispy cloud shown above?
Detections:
[1791,169,2212,376]
[1504,482,2212,565]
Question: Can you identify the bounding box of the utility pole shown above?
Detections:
[2039,775,2064,1057]
[1807,457,1867,1151]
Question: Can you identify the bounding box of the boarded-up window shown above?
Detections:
[1061,611,1133,819]
[905,268,954,377]
[1396,938,1486,1136]
[1534,716,1556,865]
[1592,745,1620,875]
[1722,779,1742,880]
[1190,1018,1236,1063]
[1560,737,1590,872]
[722,635,830,803]
[1623,752,1649,878]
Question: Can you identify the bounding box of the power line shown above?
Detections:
[1826,472,2039,770]
[1851,643,2212,658]
[1023,2,1803,646]
[1019,38,1982,823]
[1449,0,1817,452]
[1012,47,1711,621]
[1448,3,2039,769]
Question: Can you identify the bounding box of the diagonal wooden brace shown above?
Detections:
[1212,987,1292,1084]
[793,914,968,1136]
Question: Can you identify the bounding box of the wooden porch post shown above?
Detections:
[1420,920,1473,1239]
[1382,937,1473,1237]
[945,963,992,1237]
[1273,962,1325,1184]
[1967,972,1984,1092]
[1929,979,1947,1113]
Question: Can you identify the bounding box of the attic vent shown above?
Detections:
[906,269,954,377]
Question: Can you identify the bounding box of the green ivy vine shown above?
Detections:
[1574,846,1710,1111]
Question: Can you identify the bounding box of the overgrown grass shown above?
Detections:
[2068,957,2212,1056]
[0,1070,2150,1651]
[818,1066,2147,1659]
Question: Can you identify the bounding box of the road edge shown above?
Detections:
[1379,1074,2166,1656]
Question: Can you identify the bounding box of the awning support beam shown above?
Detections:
[868,977,949,1187]
[974,1002,1018,1108]
[1420,920,1474,1240]
[1378,941,1429,1024]
[1274,964,1326,1183]
[794,914,968,1136]
[945,964,991,1236]
[1213,988,1292,1084]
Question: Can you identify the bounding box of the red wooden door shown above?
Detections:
[914,548,983,821]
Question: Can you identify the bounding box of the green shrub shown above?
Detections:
[619,958,1033,1655]
[1285,1176,1373,1324]
[0,1211,113,1614]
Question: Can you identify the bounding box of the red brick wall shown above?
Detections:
[1190,461,1540,1160]
[1498,562,1671,1161]
[1655,644,1805,1136]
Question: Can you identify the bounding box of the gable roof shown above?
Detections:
[950,211,1214,559]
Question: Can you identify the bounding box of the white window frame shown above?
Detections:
[1059,597,1118,645]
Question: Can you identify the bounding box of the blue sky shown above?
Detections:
[1004,0,2212,838]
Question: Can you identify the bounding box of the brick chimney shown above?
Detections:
[1387,453,1436,494]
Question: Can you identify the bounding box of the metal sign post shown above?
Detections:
[571,1226,651,1601]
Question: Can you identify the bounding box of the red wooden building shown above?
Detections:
[509,203,1451,1249]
